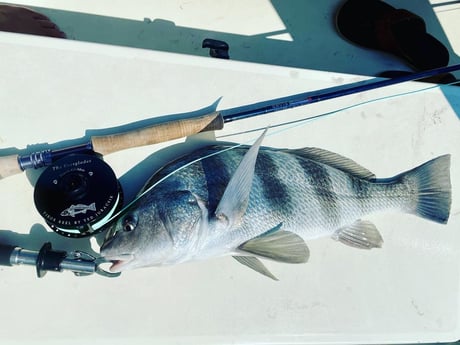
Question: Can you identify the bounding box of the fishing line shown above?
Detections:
[105,80,457,226]
[106,142,249,223]
[217,81,451,139]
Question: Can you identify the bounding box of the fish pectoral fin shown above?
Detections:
[332,220,384,249]
[214,129,267,228]
[232,256,278,281]
[238,230,309,264]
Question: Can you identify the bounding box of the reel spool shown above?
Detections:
[34,153,122,238]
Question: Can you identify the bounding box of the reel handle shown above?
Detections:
[91,111,224,155]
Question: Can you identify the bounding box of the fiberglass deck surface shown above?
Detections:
[1,1,460,344]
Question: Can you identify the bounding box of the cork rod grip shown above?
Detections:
[90,111,224,156]
[0,155,22,180]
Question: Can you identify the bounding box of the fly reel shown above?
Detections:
[33,153,122,238]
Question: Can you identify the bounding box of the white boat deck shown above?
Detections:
[3,0,460,76]
[0,1,459,344]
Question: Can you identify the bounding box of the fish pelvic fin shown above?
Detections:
[232,256,278,281]
[404,154,451,224]
[332,220,383,249]
[214,129,267,228]
[238,230,309,264]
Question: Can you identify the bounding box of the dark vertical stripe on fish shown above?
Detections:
[200,147,234,214]
[296,157,340,224]
[255,151,292,213]
[351,176,373,210]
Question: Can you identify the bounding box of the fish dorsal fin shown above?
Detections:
[238,230,309,264]
[332,220,384,249]
[285,147,375,180]
[214,130,266,228]
[232,256,278,281]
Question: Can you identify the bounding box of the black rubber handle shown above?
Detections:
[0,244,15,266]
[202,38,230,59]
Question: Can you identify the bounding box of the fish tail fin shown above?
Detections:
[404,154,451,224]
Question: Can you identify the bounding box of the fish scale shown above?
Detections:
[241,157,358,240]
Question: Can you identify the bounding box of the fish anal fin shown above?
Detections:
[233,256,278,281]
[332,220,383,249]
[214,129,267,228]
[284,147,375,180]
[239,230,309,264]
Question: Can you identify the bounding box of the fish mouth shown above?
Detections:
[102,254,135,273]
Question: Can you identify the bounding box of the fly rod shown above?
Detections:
[1,63,459,180]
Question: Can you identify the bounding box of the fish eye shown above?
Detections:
[122,214,138,232]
